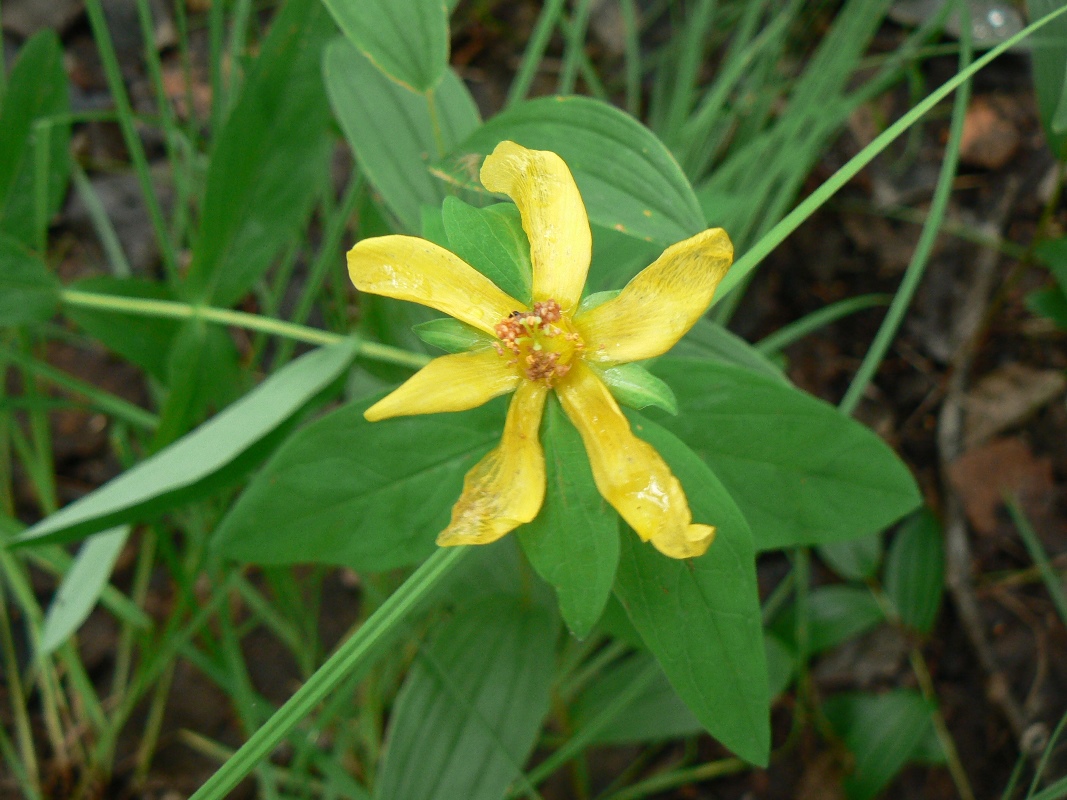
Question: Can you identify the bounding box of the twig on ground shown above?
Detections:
[936,180,1048,757]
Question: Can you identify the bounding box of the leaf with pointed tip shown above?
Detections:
[614,412,769,766]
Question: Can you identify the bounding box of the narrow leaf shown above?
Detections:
[884,509,944,634]
[39,526,129,655]
[12,340,358,547]
[377,596,557,800]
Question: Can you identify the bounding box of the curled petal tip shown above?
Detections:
[652,524,716,560]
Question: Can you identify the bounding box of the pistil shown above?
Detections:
[494,299,583,385]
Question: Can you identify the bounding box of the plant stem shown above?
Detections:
[189,547,469,800]
[59,289,431,370]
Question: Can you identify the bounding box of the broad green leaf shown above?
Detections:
[824,690,938,800]
[519,398,619,639]
[884,509,944,634]
[377,595,557,800]
[673,317,788,383]
[325,39,480,233]
[62,277,178,379]
[1028,0,1067,156]
[770,585,885,654]
[593,362,678,415]
[412,317,494,354]
[442,199,532,304]
[185,0,334,307]
[0,30,70,247]
[215,396,506,572]
[614,412,769,766]
[572,652,702,745]
[321,0,449,93]
[585,223,661,294]
[39,526,129,655]
[649,358,922,551]
[12,340,358,547]
[445,96,705,245]
[0,234,59,325]
[818,532,883,581]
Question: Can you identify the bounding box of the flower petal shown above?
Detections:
[480,141,591,313]
[557,362,715,559]
[365,351,521,422]
[437,381,549,546]
[348,235,520,335]
[576,228,733,364]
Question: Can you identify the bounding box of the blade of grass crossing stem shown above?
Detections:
[188,547,469,800]
[715,4,1067,301]
[838,22,972,415]
[1006,497,1067,628]
[755,294,892,355]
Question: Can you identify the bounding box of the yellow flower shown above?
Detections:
[347,141,733,559]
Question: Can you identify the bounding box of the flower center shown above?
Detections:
[493,299,584,386]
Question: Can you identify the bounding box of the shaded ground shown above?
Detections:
[3,2,1066,798]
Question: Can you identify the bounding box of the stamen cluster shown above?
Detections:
[493,299,583,385]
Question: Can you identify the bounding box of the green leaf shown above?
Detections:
[764,633,796,700]
[215,396,506,572]
[376,595,557,800]
[412,317,494,354]
[325,38,480,233]
[884,509,944,634]
[614,412,769,766]
[771,585,885,654]
[593,362,678,415]
[672,317,788,383]
[572,651,702,745]
[442,198,532,304]
[818,532,883,581]
[445,96,705,245]
[0,234,59,325]
[12,340,358,547]
[321,0,449,93]
[39,526,129,655]
[152,318,242,449]
[1027,286,1067,329]
[0,30,70,247]
[519,398,619,639]
[185,0,334,307]
[824,690,938,800]
[649,358,922,551]
[1028,0,1067,156]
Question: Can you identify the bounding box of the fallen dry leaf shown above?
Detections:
[947,437,1056,535]
[959,96,1021,170]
